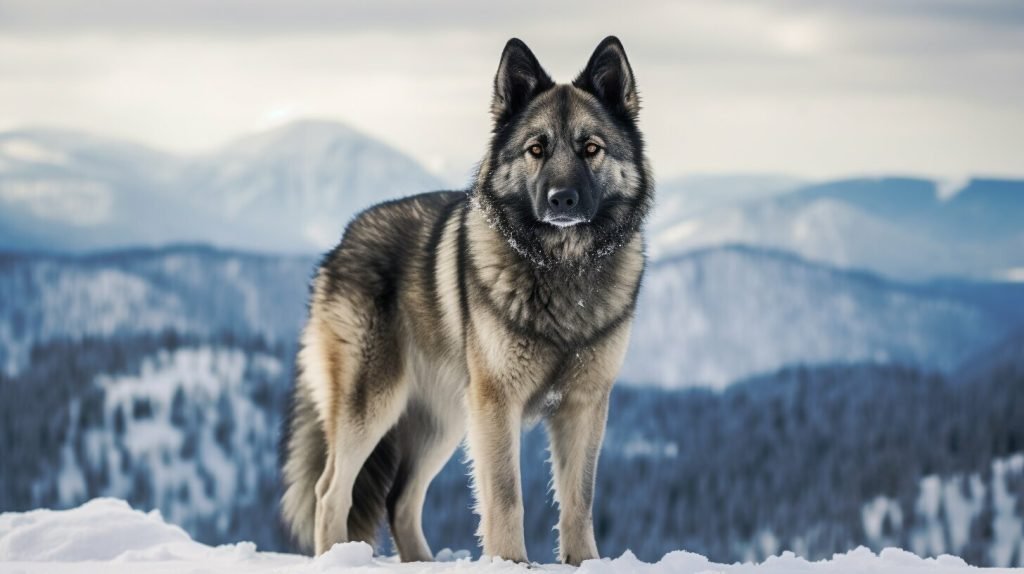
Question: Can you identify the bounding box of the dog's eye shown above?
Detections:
[527,144,544,158]
[584,142,602,157]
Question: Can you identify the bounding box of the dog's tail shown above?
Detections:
[280,366,400,553]
[280,372,326,552]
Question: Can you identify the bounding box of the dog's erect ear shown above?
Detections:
[574,36,639,121]
[491,38,554,129]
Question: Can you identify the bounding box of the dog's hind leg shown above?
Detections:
[314,385,409,555]
[308,313,410,555]
[386,401,466,561]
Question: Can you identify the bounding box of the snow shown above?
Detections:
[935,176,971,202]
[997,267,1024,283]
[861,496,904,547]
[0,179,112,225]
[0,499,197,562]
[869,454,1024,567]
[991,456,1024,567]
[0,499,990,573]
[36,346,287,539]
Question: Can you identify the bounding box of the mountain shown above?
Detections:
[0,129,197,251]
[0,121,445,254]
[3,245,1022,388]
[6,123,1022,282]
[790,177,1024,242]
[621,246,1024,387]
[180,120,446,251]
[0,247,315,376]
[650,173,803,230]
[650,177,1024,281]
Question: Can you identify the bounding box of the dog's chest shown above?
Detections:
[482,260,633,348]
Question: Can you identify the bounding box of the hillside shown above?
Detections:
[622,246,1024,387]
[0,247,314,376]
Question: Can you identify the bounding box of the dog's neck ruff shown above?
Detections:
[469,190,640,271]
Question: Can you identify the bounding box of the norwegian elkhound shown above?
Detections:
[281,35,652,565]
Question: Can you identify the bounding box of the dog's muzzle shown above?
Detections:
[544,188,589,227]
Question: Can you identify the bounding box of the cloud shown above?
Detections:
[0,0,1021,181]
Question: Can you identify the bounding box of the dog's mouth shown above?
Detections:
[542,214,588,228]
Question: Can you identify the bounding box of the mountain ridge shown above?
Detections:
[0,120,445,254]
[651,176,1024,281]
[3,242,1021,387]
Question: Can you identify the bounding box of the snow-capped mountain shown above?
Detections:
[0,247,314,376]
[5,122,1022,283]
[0,121,445,253]
[180,120,446,250]
[0,129,197,251]
[621,245,1024,387]
[651,177,1024,281]
[650,173,803,230]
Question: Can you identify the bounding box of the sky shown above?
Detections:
[0,0,1022,185]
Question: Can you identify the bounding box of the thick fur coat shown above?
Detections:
[281,36,652,565]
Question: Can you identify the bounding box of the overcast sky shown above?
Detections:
[1,0,1021,184]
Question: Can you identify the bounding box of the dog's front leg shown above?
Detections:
[466,376,528,562]
[547,389,610,565]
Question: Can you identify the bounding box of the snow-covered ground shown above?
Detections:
[0,499,1003,573]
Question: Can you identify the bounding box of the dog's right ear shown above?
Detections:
[491,38,554,129]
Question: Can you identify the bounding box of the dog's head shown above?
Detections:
[473,36,653,266]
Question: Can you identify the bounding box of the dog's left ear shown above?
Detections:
[574,36,639,121]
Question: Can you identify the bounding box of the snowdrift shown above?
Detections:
[0,499,985,573]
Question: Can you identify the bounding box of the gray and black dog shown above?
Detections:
[281,36,652,565]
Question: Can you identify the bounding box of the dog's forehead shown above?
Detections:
[518,85,619,141]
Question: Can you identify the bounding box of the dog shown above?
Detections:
[281,36,652,565]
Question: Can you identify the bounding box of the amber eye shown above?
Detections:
[527,144,544,158]
[584,142,602,157]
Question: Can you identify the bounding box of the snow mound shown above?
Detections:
[0,498,199,561]
[0,499,979,573]
[313,541,375,570]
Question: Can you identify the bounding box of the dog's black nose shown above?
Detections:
[547,188,580,212]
